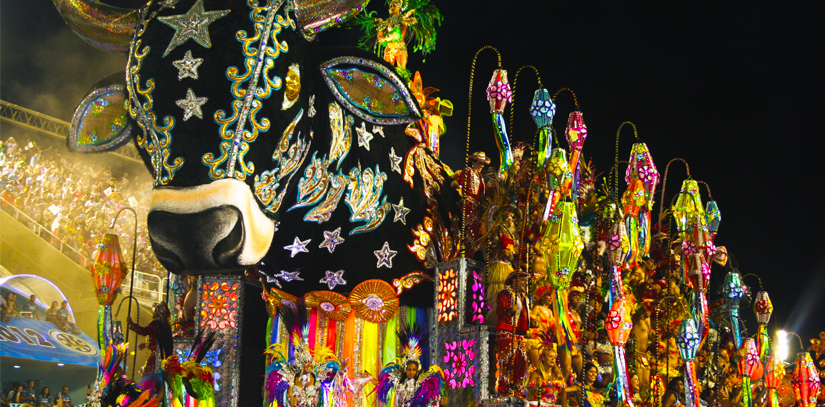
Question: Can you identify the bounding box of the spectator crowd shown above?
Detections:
[0,136,166,279]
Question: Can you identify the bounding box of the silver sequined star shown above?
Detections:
[320,270,347,290]
[373,125,385,137]
[274,270,303,282]
[356,121,373,150]
[374,241,397,269]
[157,0,230,57]
[284,236,311,257]
[392,197,410,225]
[319,227,345,253]
[388,147,402,174]
[176,88,207,121]
[173,50,203,80]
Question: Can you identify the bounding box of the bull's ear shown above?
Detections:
[320,57,422,125]
[68,72,136,153]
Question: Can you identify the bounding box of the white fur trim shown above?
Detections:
[149,179,275,266]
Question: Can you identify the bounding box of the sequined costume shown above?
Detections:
[376,322,445,407]
[580,384,606,407]
[265,301,353,407]
[496,285,530,396]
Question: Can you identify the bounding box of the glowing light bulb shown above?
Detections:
[776,329,789,361]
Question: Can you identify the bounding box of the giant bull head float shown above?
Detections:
[55,0,458,308]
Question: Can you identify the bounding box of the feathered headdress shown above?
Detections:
[277,299,314,366]
[398,321,428,369]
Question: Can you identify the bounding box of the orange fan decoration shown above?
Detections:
[305,291,352,321]
[349,280,399,323]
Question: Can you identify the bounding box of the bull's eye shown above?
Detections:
[320,57,421,125]
[68,82,135,154]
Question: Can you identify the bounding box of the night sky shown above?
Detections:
[3,1,825,343]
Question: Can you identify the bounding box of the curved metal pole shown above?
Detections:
[111,207,138,379]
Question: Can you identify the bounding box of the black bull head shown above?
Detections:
[57,0,459,307]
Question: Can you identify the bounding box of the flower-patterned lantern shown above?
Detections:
[705,200,722,238]
[530,88,555,167]
[540,201,584,354]
[765,355,785,407]
[671,179,704,235]
[542,148,573,220]
[755,291,774,357]
[623,141,660,263]
[723,271,746,349]
[677,318,700,362]
[542,202,584,291]
[605,297,634,407]
[625,142,660,211]
[677,318,701,407]
[91,234,128,306]
[738,338,760,407]
[486,69,513,172]
[91,233,128,348]
[606,220,629,303]
[754,291,773,325]
[793,351,821,407]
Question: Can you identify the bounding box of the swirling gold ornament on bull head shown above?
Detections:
[54,0,457,302]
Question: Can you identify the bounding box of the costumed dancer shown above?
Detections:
[376,322,445,407]
[265,300,352,407]
[354,0,442,78]
[564,363,606,407]
[451,151,490,257]
[495,271,530,397]
[137,325,218,407]
[127,302,172,377]
[525,287,564,404]
[90,343,159,407]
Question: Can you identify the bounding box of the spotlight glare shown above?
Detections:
[13,365,20,369]
[57,363,64,367]
[775,329,789,361]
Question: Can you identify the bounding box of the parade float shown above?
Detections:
[48,0,825,406]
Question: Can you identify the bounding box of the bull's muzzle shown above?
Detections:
[147,179,276,274]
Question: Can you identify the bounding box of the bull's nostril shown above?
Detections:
[149,236,184,274]
[147,205,245,273]
[213,215,244,267]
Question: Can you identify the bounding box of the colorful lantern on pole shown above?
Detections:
[722,271,745,349]
[624,141,659,263]
[606,220,629,305]
[765,355,785,407]
[677,318,701,407]
[543,201,584,291]
[605,297,634,407]
[540,201,583,350]
[793,351,821,407]
[530,87,555,167]
[755,291,774,357]
[671,179,704,235]
[91,233,128,347]
[705,200,722,238]
[486,69,513,172]
[738,338,760,407]
[542,148,573,220]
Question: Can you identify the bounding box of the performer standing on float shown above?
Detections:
[496,271,530,396]
[127,302,172,377]
[452,151,491,254]
[377,323,445,407]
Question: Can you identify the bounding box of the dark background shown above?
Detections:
[3,1,824,347]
